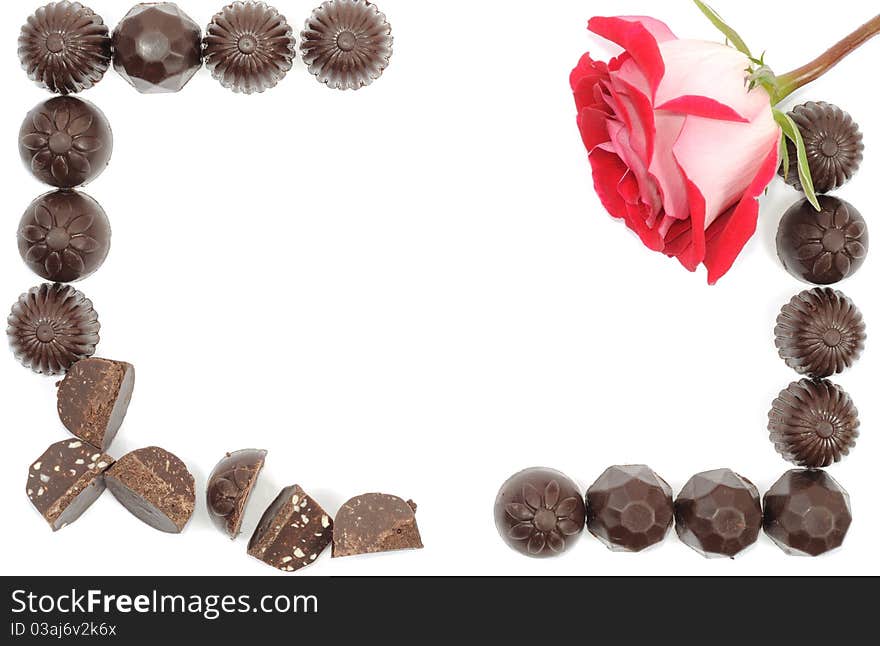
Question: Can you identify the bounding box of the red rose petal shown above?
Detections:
[588,16,670,99]
[655,95,748,122]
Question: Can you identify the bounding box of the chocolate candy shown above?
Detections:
[768,379,859,468]
[248,485,332,572]
[112,3,203,93]
[18,190,111,283]
[674,469,762,558]
[207,449,267,538]
[105,447,195,533]
[57,358,135,450]
[18,1,111,94]
[777,196,868,285]
[493,467,585,558]
[7,283,100,375]
[763,470,851,556]
[204,2,295,94]
[19,96,113,188]
[586,465,673,552]
[775,288,865,378]
[778,102,864,194]
[301,0,393,90]
[27,439,113,531]
[333,493,423,557]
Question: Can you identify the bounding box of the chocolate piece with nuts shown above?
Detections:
[26,439,113,531]
[207,449,267,539]
[57,358,134,450]
[247,485,332,572]
[332,493,423,557]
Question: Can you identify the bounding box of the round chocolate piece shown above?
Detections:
[777,195,868,285]
[301,0,393,90]
[206,449,267,538]
[18,190,111,283]
[18,1,111,94]
[586,465,673,552]
[778,102,864,194]
[494,467,585,558]
[19,96,113,189]
[112,3,203,94]
[7,283,100,375]
[204,2,295,94]
[674,469,762,558]
[775,288,865,378]
[763,469,851,556]
[768,378,859,468]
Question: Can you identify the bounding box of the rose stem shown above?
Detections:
[776,14,880,102]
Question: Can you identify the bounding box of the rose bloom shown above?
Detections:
[570,16,781,283]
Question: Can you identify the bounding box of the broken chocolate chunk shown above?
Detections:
[26,439,113,531]
[332,493,423,558]
[247,485,332,572]
[105,446,194,533]
[57,358,134,450]
[207,449,267,539]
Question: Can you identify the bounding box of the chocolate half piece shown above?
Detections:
[494,467,585,558]
[248,485,332,572]
[207,449,267,538]
[105,447,195,533]
[333,493,423,557]
[27,439,113,531]
[57,358,134,450]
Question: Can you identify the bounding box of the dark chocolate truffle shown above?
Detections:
[777,195,868,285]
[27,439,113,531]
[207,449,267,538]
[333,493,423,557]
[18,190,111,283]
[19,96,113,188]
[204,2,295,94]
[18,1,111,94]
[763,469,851,556]
[112,3,203,94]
[57,358,135,450]
[493,467,585,558]
[674,469,762,558]
[105,447,195,533]
[586,465,673,552]
[768,378,859,468]
[7,283,100,375]
[301,0,393,90]
[778,102,864,194]
[248,485,332,572]
[775,288,865,378]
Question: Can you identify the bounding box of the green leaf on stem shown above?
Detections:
[773,108,820,210]
[693,0,753,57]
[778,133,790,182]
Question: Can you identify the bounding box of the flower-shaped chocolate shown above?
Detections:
[18,190,111,283]
[7,283,100,375]
[204,2,295,94]
[19,96,112,188]
[775,288,865,378]
[18,1,111,94]
[300,0,393,90]
[769,378,859,468]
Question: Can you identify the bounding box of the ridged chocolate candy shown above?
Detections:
[768,379,859,468]
[206,449,267,538]
[763,470,851,556]
[775,288,865,378]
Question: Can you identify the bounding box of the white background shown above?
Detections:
[1,0,877,576]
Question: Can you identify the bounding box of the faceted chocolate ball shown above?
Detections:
[763,470,851,556]
[7,283,100,375]
[19,96,113,189]
[768,379,859,468]
[494,467,586,558]
[18,1,112,94]
[775,288,865,378]
[777,196,868,285]
[206,449,267,538]
[112,3,203,93]
[674,469,762,558]
[18,190,111,282]
[586,465,673,552]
